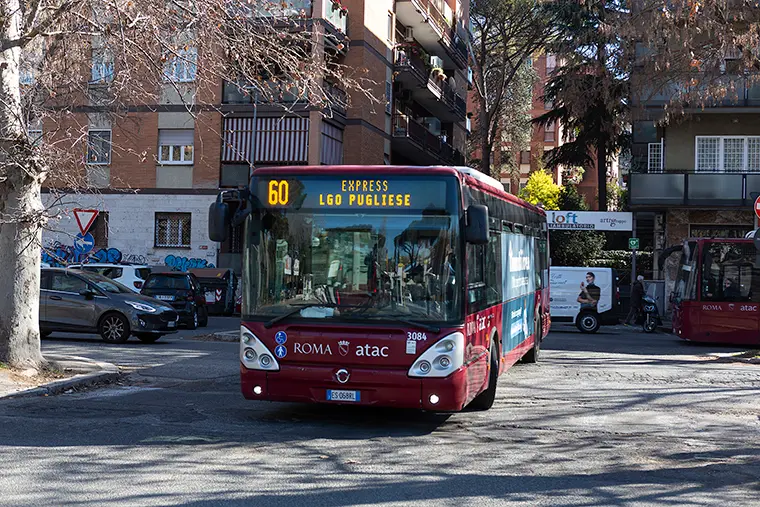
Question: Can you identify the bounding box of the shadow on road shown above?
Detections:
[546,324,749,357]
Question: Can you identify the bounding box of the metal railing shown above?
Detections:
[323,81,347,116]
[247,0,313,18]
[394,48,428,80]
[630,164,760,174]
[634,74,760,108]
[629,170,760,207]
[392,114,460,164]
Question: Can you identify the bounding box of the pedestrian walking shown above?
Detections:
[625,275,645,325]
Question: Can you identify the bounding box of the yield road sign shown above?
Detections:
[73,209,99,235]
[629,238,640,250]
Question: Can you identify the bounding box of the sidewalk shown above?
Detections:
[0,354,120,400]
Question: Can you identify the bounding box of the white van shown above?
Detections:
[549,267,620,333]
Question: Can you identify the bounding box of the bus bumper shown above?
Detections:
[240,364,471,411]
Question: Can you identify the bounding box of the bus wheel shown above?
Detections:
[469,340,499,411]
[523,315,541,363]
[576,312,600,334]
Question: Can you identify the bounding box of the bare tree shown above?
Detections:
[627,0,760,113]
[469,0,555,176]
[0,0,372,370]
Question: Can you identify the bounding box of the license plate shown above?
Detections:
[326,390,360,402]
[205,292,215,303]
[168,321,176,328]
[156,295,174,301]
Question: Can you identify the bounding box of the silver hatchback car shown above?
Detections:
[40,268,179,343]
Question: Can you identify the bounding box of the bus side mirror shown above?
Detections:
[465,205,489,244]
[209,199,231,243]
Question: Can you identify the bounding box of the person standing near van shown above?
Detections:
[625,275,645,325]
[578,272,601,310]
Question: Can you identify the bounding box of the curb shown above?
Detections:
[0,359,120,401]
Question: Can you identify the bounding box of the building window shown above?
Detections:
[723,137,745,172]
[90,48,114,83]
[502,180,512,194]
[520,150,531,165]
[696,137,720,172]
[544,122,555,142]
[387,12,394,43]
[466,117,472,133]
[519,181,527,192]
[695,136,760,172]
[87,130,111,165]
[155,212,191,248]
[749,138,760,171]
[158,129,194,164]
[647,142,663,173]
[163,47,197,83]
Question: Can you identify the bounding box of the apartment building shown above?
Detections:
[629,73,760,282]
[505,53,564,194]
[40,0,471,273]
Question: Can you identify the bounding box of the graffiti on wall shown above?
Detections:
[42,243,213,270]
[164,255,215,271]
[42,242,148,267]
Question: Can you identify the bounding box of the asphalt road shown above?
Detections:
[1,323,759,506]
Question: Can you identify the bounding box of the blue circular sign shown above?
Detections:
[275,331,287,345]
[73,232,95,254]
[274,345,287,358]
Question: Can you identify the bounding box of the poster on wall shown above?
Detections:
[549,267,613,318]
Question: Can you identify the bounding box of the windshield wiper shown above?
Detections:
[264,303,338,329]
[366,315,441,333]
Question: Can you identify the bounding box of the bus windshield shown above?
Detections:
[243,177,462,323]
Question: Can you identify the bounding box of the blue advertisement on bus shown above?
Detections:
[501,233,536,352]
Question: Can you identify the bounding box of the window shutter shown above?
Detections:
[159,129,194,146]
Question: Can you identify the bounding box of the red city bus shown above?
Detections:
[209,166,550,411]
[671,238,760,344]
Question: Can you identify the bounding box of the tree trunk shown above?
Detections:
[478,102,491,175]
[597,141,607,212]
[0,0,46,370]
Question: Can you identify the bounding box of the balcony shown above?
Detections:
[396,0,468,69]
[323,0,348,33]
[394,49,467,122]
[323,81,347,117]
[235,0,347,54]
[245,0,313,18]
[633,74,760,110]
[222,80,305,105]
[629,168,760,207]
[392,114,464,165]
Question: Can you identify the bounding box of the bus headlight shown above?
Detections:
[240,327,280,371]
[408,332,465,378]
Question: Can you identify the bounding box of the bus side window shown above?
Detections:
[485,232,502,306]
[467,231,502,311]
[467,243,485,309]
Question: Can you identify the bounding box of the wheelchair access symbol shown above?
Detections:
[275,331,287,345]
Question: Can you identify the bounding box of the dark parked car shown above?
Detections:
[40,268,179,343]
[140,272,209,329]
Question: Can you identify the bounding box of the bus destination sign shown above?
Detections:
[256,177,449,210]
